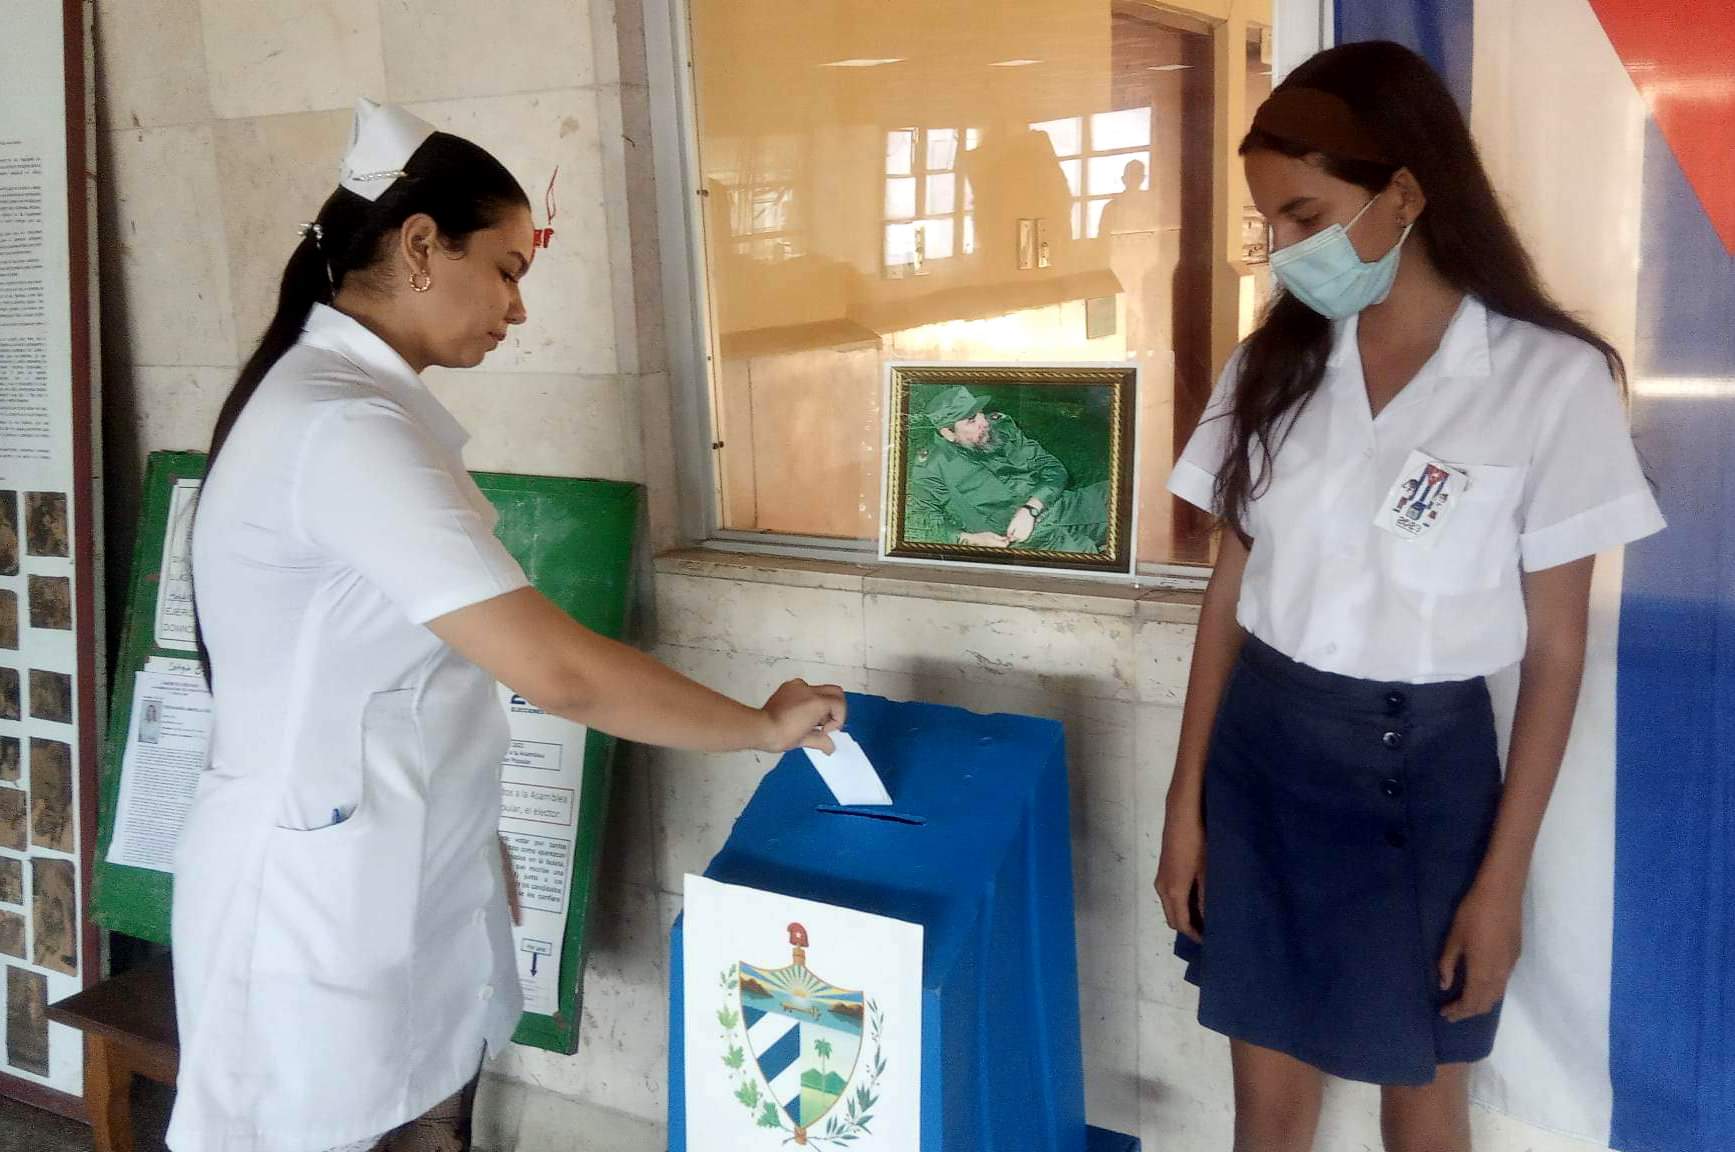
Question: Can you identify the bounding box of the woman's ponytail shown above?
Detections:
[202,132,527,473]
[204,223,335,467]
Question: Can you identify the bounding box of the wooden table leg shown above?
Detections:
[84,1034,134,1152]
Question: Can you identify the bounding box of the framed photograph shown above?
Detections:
[882,363,1137,575]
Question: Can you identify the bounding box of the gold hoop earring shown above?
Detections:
[410,270,432,293]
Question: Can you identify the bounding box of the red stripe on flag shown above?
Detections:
[1589,0,1735,252]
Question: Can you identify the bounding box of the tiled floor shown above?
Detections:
[0,1080,172,1152]
[0,1096,93,1152]
[0,1077,667,1152]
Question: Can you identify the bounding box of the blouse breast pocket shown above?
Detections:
[1390,463,1527,594]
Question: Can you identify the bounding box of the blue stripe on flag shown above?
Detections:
[743,1004,764,1028]
[1612,117,1735,1152]
[757,1024,801,1083]
[1335,0,1473,112]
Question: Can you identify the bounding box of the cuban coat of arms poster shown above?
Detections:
[682,876,923,1150]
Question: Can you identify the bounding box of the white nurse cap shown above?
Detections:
[338,97,436,201]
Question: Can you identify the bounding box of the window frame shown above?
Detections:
[642,0,1330,586]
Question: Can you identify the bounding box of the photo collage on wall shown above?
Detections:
[0,487,79,1080]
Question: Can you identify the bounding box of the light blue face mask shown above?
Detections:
[1269,195,1413,320]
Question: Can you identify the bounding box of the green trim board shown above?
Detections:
[93,451,203,945]
[92,451,642,1055]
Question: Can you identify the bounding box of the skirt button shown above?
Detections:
[1382,730,1404,750]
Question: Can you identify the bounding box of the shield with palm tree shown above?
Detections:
[737,923,865,1143]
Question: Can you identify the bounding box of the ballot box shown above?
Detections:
[668,693,1140,1152]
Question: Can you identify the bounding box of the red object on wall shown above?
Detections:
[1589,0,1735,252]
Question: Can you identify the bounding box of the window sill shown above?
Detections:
[653,548,1203,624]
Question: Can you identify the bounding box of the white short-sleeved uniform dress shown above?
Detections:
[1167,296,1665,1083]
[168,304,531,1152]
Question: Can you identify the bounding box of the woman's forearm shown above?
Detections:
[1478,641,1585,888]
[1168,530,1250,814]
[551,632,775,752]
[1477,558,1596,890]
[430,587,775,752]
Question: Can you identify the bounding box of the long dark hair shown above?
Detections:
[197,131,528,681]
[204,131,529,470]
[1215,40,1624,537]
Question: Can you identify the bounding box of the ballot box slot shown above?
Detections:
[815,805,927,826]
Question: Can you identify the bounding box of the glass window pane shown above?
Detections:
[927,128,959,172]
[926,172,956,215]
[1031,116,1083,157]
[1086,198,1110,239]
[749,187,789,232]
[884,221,917,266]
[1059,158,1083,198]
[885,130,914,176]
[1090,107,1152,152]
[692,0,1223,562]
[1088,152,1149,197]
[884,176,917,219]
[920,217,955,260]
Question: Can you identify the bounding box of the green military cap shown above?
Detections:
[919,385,988,428]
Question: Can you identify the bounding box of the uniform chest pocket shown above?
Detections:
[1389,463,1527,594]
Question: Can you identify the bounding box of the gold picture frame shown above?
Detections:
[883,363,1137,574]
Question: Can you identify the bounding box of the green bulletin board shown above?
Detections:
[91,451,641,1054]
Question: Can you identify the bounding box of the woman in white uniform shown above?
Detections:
[1153,43,1664,1152]
[168,101,845,1152]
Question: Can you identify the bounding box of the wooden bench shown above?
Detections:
[45,953,177,1152]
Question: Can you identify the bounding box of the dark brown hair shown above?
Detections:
[205,132,529,471]
[1215,40,1623,538]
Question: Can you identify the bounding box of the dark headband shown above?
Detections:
[1249,86,1392,165]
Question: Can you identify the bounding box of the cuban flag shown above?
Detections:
[1331,3,1735,1149]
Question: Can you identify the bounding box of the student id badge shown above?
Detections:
[1375,450,1469,541]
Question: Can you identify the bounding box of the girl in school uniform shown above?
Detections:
[169,100,844,1152]
[1154,42,1664,1152]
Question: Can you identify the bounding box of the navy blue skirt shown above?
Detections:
[1175,636,1504,1084]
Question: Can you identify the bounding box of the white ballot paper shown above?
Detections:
[106,659,213,872]
[803,732,892,806]
[496,685,590,1016]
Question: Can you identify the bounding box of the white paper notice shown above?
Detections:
[106,667,213,872]
[153,478,201,651]
[497,686,589,1016]
[4,0,95,1093]
[803,732,892,806]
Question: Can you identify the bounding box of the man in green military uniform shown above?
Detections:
[904,385,1110,552]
